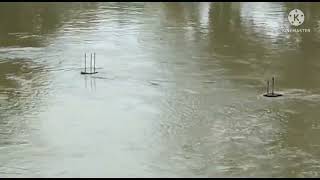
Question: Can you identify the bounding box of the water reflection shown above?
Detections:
[84,76,97,91]
[0,58,47,146]
[0,3,62,47]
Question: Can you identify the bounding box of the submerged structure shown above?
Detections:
[263,77,283,97]
[81,52,98,75]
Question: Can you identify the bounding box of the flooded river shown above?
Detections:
[1,2,320,177]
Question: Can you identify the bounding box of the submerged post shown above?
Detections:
[263,77,282,97]
[90,53,93,73]
[84,53,87,73]
[93,52,96,73]
[81,52,98,75]
[272,77,275,95]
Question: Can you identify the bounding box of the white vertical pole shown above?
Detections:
[84,53,87,72]
[93,52,96,73]
[90,53,93,73]
[272,77,274,95]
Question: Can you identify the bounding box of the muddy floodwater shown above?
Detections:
[1,2,320,178]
